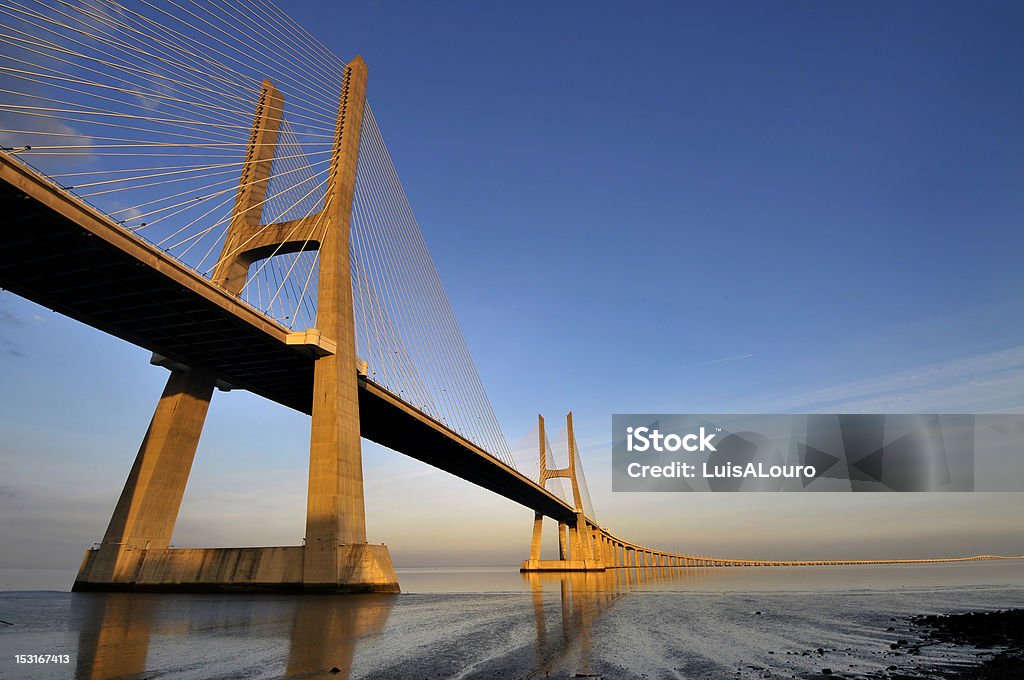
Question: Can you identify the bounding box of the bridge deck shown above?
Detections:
[0,154,576,524]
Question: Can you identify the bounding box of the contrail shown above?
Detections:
[696,353,754,366]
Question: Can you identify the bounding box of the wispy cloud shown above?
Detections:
[0,309,22,326]
[744,345,1024,414]
[0,298,28,358]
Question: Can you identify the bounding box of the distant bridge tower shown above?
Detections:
[73,57,399,593]
[521,413,607,571]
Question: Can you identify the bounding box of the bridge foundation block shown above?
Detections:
[74,544,399,593]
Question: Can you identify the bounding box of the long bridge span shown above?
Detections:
[0,0,1017,592]
[2,154,1012,586]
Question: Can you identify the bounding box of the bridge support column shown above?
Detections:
[302,56,397,593]
[579,515,596,562]
[558,522,568,560]
[570,521,583,562]
[528,513,544,562]
[74,367,215,588]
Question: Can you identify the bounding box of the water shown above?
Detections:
[1,561,1022,679]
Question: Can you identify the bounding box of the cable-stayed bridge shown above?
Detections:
[0,1,1014,593]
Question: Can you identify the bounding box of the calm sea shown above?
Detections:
[1,561,1022,679]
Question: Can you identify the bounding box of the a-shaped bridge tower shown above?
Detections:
[70,57,401,593]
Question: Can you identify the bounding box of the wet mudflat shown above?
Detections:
[0,562,1022,679]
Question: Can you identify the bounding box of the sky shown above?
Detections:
[2,1,1024,585]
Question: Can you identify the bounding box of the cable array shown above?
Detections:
[350,107,515,466]
[1,0,522,470]
[570,425,596,521]
[546,422,595,516]
[0,0,342,326]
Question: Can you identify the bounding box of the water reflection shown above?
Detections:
[71,592,396,679]
[286,595,393,677]
[73,594,155,680]
[524,565,717,676]
[65,564,927,678]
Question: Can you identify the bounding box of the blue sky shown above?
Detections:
[2,1,1024,582]
[284,0,1024,424]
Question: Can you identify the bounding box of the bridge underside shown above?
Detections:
[0,157,576,532]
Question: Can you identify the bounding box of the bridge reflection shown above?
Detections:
[72,592,395,679]
[524,564,727,675]
[71,566,715,678]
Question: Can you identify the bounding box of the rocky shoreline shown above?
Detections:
[850,609,1024,679]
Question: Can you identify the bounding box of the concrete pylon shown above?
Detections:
[75,369,216,585]
[528,512,544,562]
[521,411,604,572]
[74,60,397,594]
[301,56,396,593]
[212,80,286,293]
